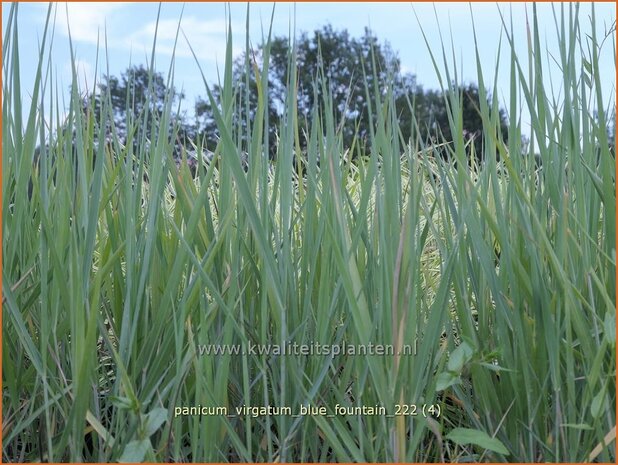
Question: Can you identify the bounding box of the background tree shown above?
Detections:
[87,33,510,165]
[92,65,194,156]
[194,26,410,156]
[195,25,508,162]
[193,48,279,155]
[404,83,509,160]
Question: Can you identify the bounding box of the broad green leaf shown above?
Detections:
[590,386,607,419]
[118,439,151,463]
[436,372,461,392]
[604,313,615,345]
[447,341,475,373]
[143,408,168,437]
[446,428,509,455]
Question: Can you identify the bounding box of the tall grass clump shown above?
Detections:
[2,2,615,462]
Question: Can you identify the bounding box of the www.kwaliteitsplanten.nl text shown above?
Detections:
[197,341,417,357]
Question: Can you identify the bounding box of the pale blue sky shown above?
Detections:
[3,2,616,128]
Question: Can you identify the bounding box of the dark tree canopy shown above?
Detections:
[195,25,509,161]
[90,29,511,165]
[405,84,509,159]
[195,26,411,155]
[92,65,194,154]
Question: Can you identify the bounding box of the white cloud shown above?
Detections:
[400,64,412,75]
[51,2,124,45]
[126,17,243,63]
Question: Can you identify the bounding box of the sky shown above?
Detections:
[2,2,616,129]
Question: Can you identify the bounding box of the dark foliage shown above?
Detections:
[91,65,195,158]
[194,25,509,162]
